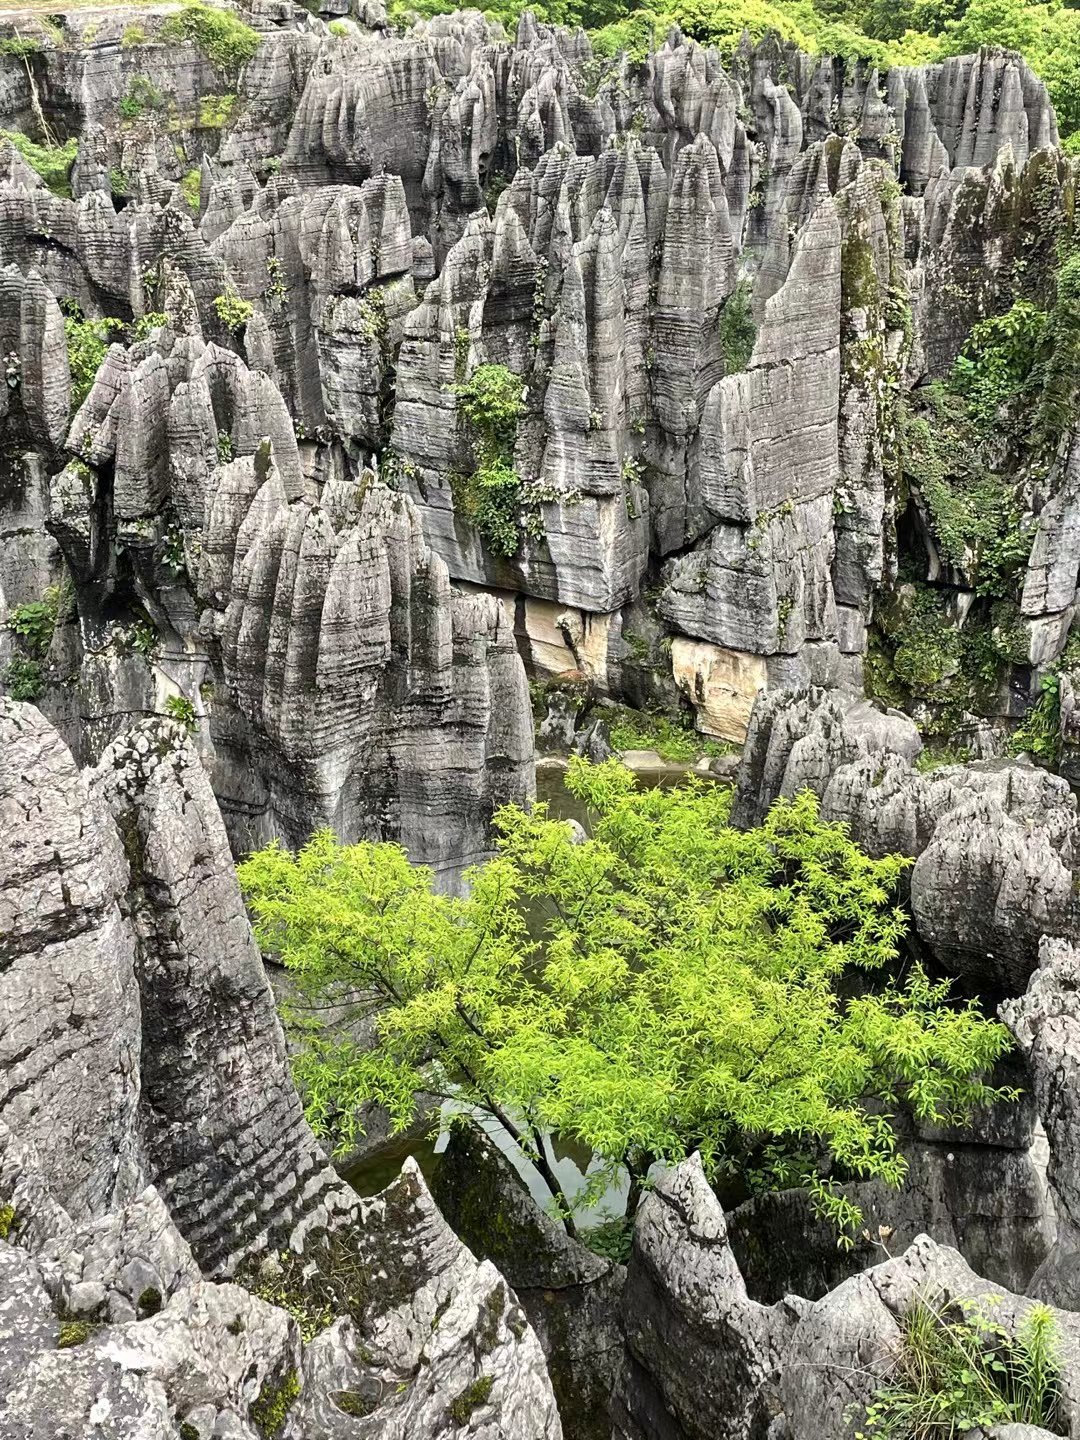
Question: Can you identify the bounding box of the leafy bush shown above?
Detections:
[719,280,757,375]
[164,694,197,733]
[7,600,54,657]
[581,1213,634,1262]
[858,1292,1062,1438]
[3,657,43,701]
[1009,672,1061,764]
[63,305,124,408]
[949,299,1046,426]
[213,291,254,334]
[132,311,170,340]
[451,362,527,558]
[239,762,1013,1240]
[179,167,202,212]
[198,92,236,127]
[607,707,724,760]
[162,1,262,74]
[0,36,43,57]
[120,23,146,47]
[0,131,78,198]
[119,75,164,119]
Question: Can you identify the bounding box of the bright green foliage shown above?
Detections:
[119,74,164,118]
[0,1204,14,1239]
[607,706,726,760]
[0,37,43,57]
[7,599,55,657]
[162,1,262,74]
[328,17,351,34]
[133,311,170,340]
[57,1319,99,1348]
[914,743,972,773]
[164,694,198,733]
[949,300,1046,427]
[121,22,146,46]
[1009,672,1062,764]
[239,761,1014,1239]
[213,291,254,333]
[3,657,43,701]
[454,362,524,447]
[590,9,660,58]
[179,167,202,212]
[5,582,69,698]
[198,91,237,127]
[0,131,78,198]
[719,280,756,375]
[451,362,527,558]
[64,306,124,408]
[250,1368,300,1438]
[858,1293,1062,1438]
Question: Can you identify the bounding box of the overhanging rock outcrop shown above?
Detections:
[0,698,562,1439]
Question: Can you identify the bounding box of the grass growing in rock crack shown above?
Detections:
[857,1291,1063,1438]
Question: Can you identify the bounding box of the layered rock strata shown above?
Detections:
[0,698,561,1439]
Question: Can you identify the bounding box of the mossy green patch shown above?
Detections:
[57,1319,99,1348]
[449,1375,494,1424]
[0,131,77,197]
[250,1368,300,1438]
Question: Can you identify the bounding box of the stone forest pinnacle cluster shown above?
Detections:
[7,1,1080,1437]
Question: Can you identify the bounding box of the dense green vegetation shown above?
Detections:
[62,304,124,408]
[392,0,1080,146]
[858,1293,1062,1438]
[240,760,1013,1240]
[161,1,262,75]
[451,362,527,558]
[869,232,1080,740]
[3,582,68,702]
[0,131,78,198]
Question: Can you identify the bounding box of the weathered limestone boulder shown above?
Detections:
[0,700,142,1218]
[92,718,351,1274]
[1004,936,1080,1310]
[611,1155,795,1440]
[613,1155,1080,1440]
[0,700,564,1438]
[734,688,1080,991]
[434,1121,625,1440]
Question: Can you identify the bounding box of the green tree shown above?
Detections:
[238,761,1014,1238]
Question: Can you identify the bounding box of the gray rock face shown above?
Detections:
[433,1121,624,1440]
[613,1156,1080,1440]
[612,1156,795,1440]
[734,687,1080,991]
[0,701,562,1439]
[1003,936,1080,1310]
[2,8,1068,769]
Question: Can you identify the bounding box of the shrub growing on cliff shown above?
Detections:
[162,1,261,75]
[451,362,527,558]
[0,130,78,198]
[239,760,1014,1240]
[62,303,124,408]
